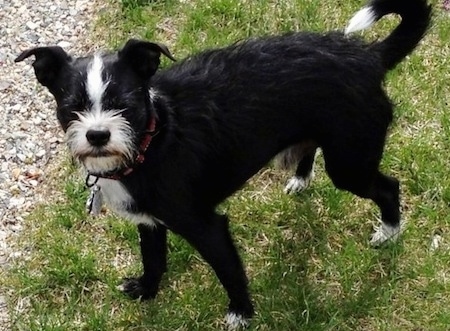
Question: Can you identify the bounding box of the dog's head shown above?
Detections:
[15,39,175,175]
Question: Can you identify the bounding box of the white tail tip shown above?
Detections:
[345,7,377,35]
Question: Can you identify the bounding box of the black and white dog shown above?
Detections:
[16,0,431,328]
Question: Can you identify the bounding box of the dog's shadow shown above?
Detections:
[116,171,403,330]
[237,179,404,330]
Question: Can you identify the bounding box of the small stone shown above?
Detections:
[430,234,443,251]
[0,81,10,91]
[57,40,71,48]
[20,122,30,130]
[16,154,26,162]
[0,256,6,265]
[11,132,28,139]
[26,21,39,30]
[9,197,25,207]
[36,150,46,158]
[9,185,20,194]
[11,168,21,180]
[26,168,41,178]
[0,295,6,306]
[29,180,39,187]
[10,224,22,232]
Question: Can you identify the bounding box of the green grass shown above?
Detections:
[2,0,450,330]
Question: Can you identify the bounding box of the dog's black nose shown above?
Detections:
[86,129,111,147]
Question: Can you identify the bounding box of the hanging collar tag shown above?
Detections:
[86,184,103,216]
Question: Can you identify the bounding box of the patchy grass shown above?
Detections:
[2,0,450,330]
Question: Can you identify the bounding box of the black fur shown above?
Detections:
[15,0,431,326]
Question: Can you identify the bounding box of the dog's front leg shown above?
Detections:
[120,223,167,300]
[174,213,254,329]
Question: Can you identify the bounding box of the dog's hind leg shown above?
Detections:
[275,143,318,194]
[172,213,254,329]
[367,172,401,246]
[120,224,168,299]
[323,152,401,246]
[284,149,317,194]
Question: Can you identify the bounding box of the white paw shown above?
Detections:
[225,312,250,330]
[370,222,402,247]
[283,172,314,194]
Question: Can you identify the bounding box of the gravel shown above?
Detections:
[0,0,105,328]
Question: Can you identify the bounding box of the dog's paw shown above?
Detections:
[117,277,157,300]
[283,173,313,194]
[225,312,251,330]
[370,222,402,247]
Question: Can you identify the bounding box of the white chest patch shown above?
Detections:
[97,178,163,228]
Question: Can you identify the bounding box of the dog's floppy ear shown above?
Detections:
[118,39,176,80]
[15,46,71,93]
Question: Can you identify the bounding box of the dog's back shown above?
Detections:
[151,0,431,206]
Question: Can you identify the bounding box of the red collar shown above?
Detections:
[86,115,157,184]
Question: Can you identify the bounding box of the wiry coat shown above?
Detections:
[147,32,391,210]
[15,0,431,328]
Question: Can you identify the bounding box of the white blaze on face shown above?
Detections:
[65,54,135,174]
[86,54,108,113]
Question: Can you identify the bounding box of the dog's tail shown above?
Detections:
[345,0,432,71]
